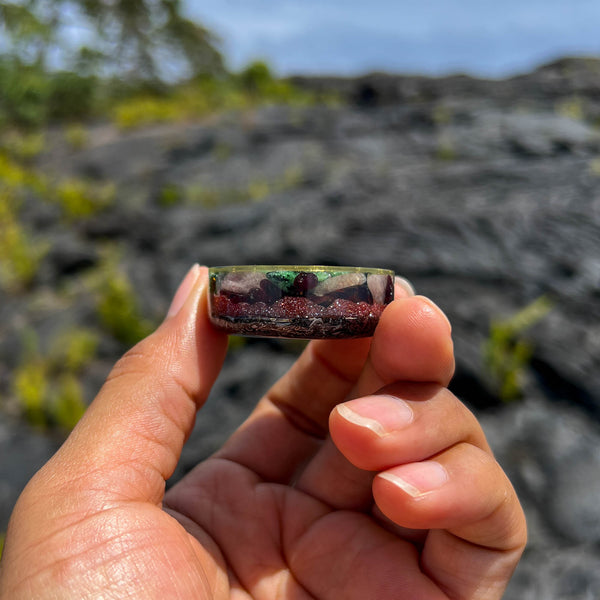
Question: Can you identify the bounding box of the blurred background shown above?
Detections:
[1,1,600,597]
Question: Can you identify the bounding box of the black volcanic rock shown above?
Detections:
[2,58,600,596]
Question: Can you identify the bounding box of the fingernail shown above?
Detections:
[167,264,201,318]
[379,461,449,498]
[336,395,414,437]
[394,276,415,297]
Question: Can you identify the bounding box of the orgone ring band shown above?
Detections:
[208,265,394,339]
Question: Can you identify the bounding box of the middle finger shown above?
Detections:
[330,383,490,472]
[293,383,487,511]
[293,297,458,509]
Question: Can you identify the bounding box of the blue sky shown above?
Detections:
[186,0,600,77]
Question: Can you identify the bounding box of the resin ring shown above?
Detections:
[208,265,394,339]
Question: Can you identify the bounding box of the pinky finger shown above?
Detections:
[373,443,527,599]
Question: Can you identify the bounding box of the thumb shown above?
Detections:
[36,264,228,505]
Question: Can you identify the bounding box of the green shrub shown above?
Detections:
[247,179,271,201]
[435,132,457,161]
[183,165,305,209]
[10,326,98,430]
[236,61,316,105]
[212,142,232,161]
[64,124,89,149]
[556,96,585,121]
[432,103,453,126]
[12,358,48,426]
[0,130,45,161]
[47,71,97,121]
[53,178,115,220]
[227,335,247,352]
[0,61,99,128]
[282,165,304,188]
[238,61,274,93]
[49,328,99,372]
[50,373,87,430]
[113,95,184,129]
[186,183,222,207]
[0,151,32,187]
[158,184,183,207]
[483,296,553,401]
[110,77,245,130]
[96,270,155,346]
[1,146,114,223]
[0,151,47,193]
[0,59,50,128]
[111,63,318,130]
[589,157,600,176]
[0,191,48,291]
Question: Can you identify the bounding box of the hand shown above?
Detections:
[0,265,526,599]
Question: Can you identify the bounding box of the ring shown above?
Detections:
[208,265,394,339]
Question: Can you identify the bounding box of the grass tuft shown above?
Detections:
[92,251,156,346]
[50,373,87,431]
[0,191,48,291]
[483,296,553,401]
[53,178,115,220]
[10,327,97,431]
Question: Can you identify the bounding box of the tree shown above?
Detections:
[0,0,224,82]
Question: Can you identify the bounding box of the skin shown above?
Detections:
[0,265,526,599]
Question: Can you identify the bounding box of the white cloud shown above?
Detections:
[184,0,600,75]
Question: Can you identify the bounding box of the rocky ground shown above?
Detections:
[2,57,600,597]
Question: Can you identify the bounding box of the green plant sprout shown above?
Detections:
[0,130,46,161]
[247,179,271,201]
[10,327,97,430]
[1,146,114,223]
[50,373,87,431]
[0,151,47,192]
[183,166,306,209]
[0,191,48,291]
[93,253,156,346]
[12,357,49,427]
[158,183,183,207]
[555,96,585,121]
[49,328,99,373]
[483,296,553,401]
[53,178,116,220]
[112,63,319,130]
[97,274,155,346]
[64,123,89,149]
[435,132,457,161]
[226,335,248,352]
[588,157,600,176]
